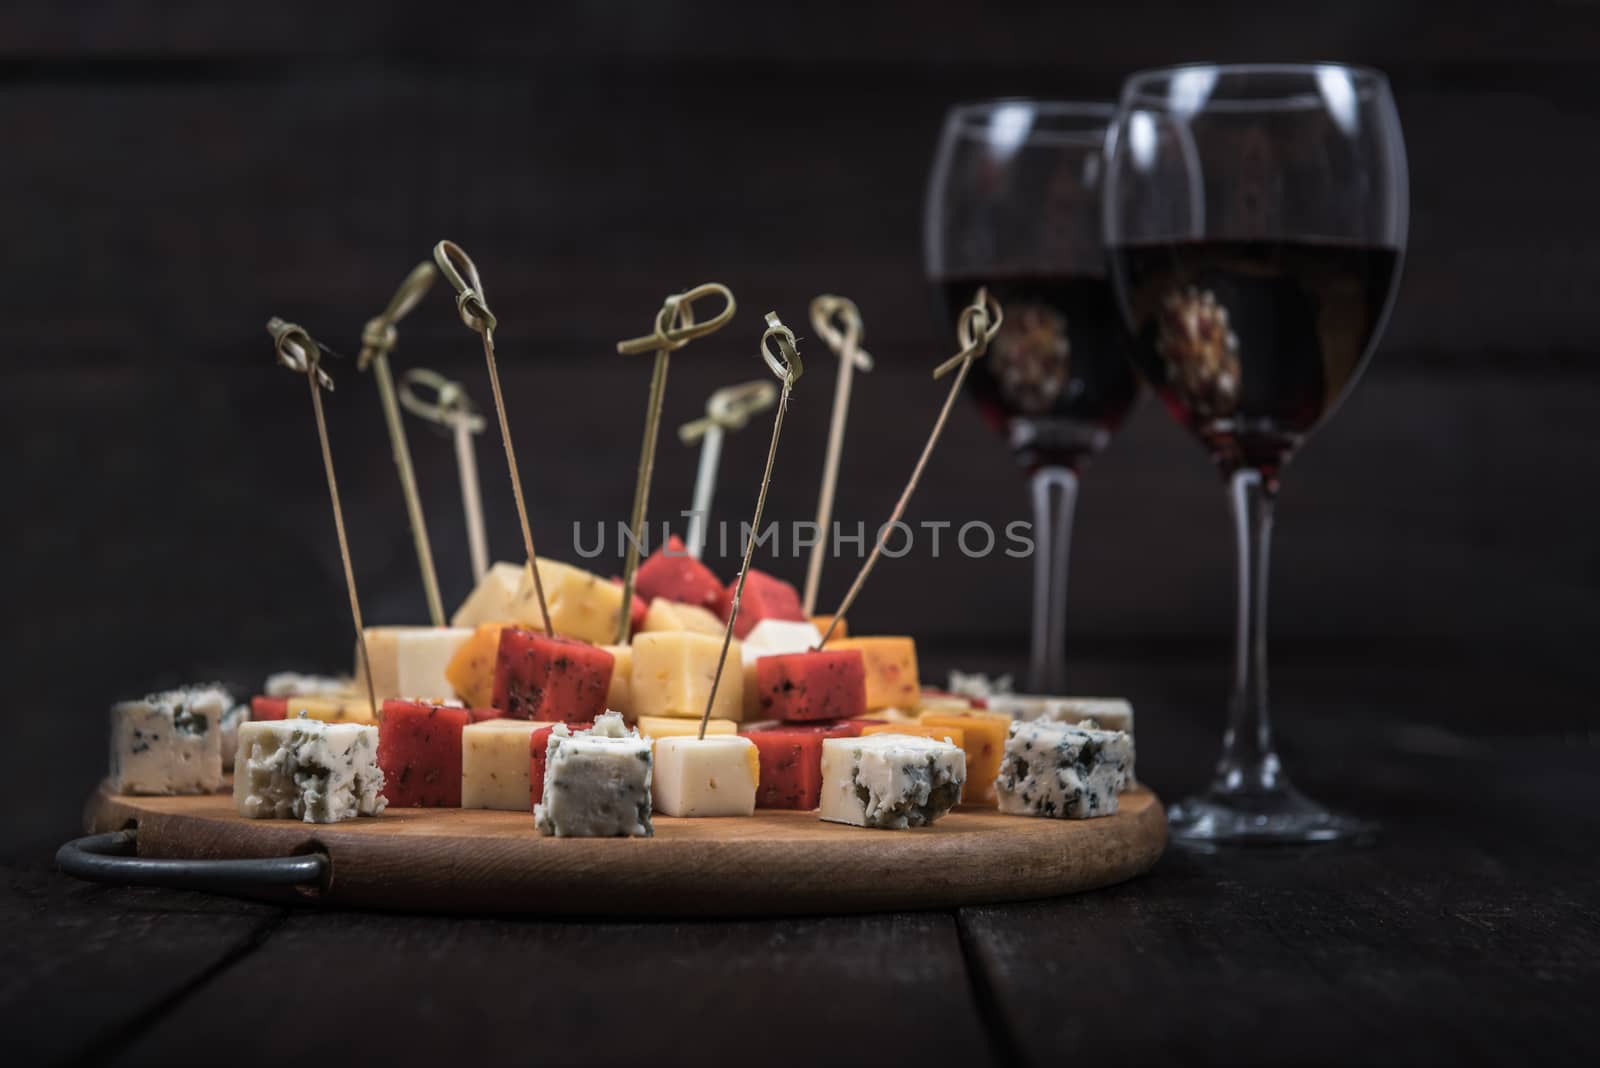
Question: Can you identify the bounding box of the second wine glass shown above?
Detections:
[924,100,1138,692]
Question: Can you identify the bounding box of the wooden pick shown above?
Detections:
[677,379,778,561]
[266,317,378,719]
[358,262,446,626]
[699,313,803,739]
[432,240,553,636]
[816,288,1003,648]
[614,283,737,642]
[802,294,875,616]
[399,368,491,583]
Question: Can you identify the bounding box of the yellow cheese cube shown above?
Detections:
[284,694,378,725]
[602,643,634,719]
[631,631,744,721]
[445,623,508,709]
[919,712,1007,803]
[449,559,626,645]
[812,615,847,638]
[827,636,919,711]
[461,719,555,811]
[860,722,965,748]
[641,599,725,636]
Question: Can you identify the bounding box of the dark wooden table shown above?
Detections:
[8,650,1596,1067]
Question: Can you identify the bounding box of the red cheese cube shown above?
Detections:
[741,728,824,810]
[378,699,469,807]
[527,722,568,811]
[634,535,723,610]
[467,706,503,723]
[746,718,881,738]
[609,576,650,632]
[250,696,287,721]
[493,628,614,723]
[717,567,805,639]
[755,649,868,722]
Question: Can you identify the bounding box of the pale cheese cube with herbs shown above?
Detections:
[818,734,965,830]
[653,735,759,817]
[996,720,1133,820]
[108,687,227,795]
[234,719,385,824]
[534,714,653,837]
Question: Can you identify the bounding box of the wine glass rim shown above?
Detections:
[1119,61,1392,109]
[945,98,1115,145]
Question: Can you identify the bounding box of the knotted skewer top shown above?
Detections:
[809,294,875,373]
[931,286,1004,379]
[358,262,438,371]
[433,240,498,336]
[268,317,334,391]
[617,282,737,356]
[678,379,779,444]
[400,368,488,434]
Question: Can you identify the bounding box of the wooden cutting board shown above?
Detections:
[86,783,1166,915]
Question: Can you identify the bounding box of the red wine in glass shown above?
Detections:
[1108,238,1399,478]
[933,274,1138,472]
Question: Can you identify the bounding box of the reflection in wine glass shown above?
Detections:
[925,100,1138,692]
[1104,63,1408,845]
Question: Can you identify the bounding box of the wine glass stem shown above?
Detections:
[1217,468,1282,793]
[1028,465,1078,693]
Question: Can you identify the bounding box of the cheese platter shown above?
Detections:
[65,248,1165,913]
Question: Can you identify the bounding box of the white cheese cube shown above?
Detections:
[996,720,1133,820]
[534,722,653,838]
[818,735,965,830]
[220,701,249,772]
[653,736,759,817]
[631,631,744,721]
[264,672,351,698]
[353,625,471,701]
[234,720,385,824]
[461,719,554,810]
[108,687,226,795]
[641,599,725,636]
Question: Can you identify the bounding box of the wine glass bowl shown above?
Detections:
[1103,64,1408,845]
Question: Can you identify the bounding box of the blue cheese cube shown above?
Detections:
[535,718,653,838]
[109,687,227,795]
[996,720,1133,820]
[818,735,966,830]
[234,720,385,824]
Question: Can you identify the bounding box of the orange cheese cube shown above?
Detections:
[445,623,507,709]
[812,615,847,639]
[860,722,965,750]
[827,637,918,711]
[919,712,1007,803]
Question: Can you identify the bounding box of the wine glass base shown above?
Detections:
[1167,783,1375,849]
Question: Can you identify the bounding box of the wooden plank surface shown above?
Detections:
[86,787,1166,915]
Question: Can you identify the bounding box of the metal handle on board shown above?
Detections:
[56,829,327,894]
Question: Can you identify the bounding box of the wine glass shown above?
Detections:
[924,100,1139,693]
[1103,63,1408,844]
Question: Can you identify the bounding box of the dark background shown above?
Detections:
[8,0,1600,853]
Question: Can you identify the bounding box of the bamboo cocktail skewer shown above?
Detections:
[266,317,379,719]
[678,379,778,561]
[398,368,491,584]
[802,295,874,616]
[431,240,552,636]
[698,313,803,740]
[614,283,736,642]
[357,262,446,625]
[816,288,1003,648]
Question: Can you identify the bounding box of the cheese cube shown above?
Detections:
[917,689,984,714]
[634,534,723,610]
[396,627,473,700]
[234,719,385,823]
[818,735,965,829]
[445,623,508,709]
[265,672,350,697]
[716,568,804,639]
[826,637,919,711]
[377,700,470,807]
[811,615,847,638]
[919,712,1007,803]
[635,715,738,742]
[251,696,288,721]
[528,722,561,809]
[534,722,654,837]
[641,598,726,636]
[108,688,226,795]
[462,719,555,810]
[861,722,966,748]
[739,619,823,718]
[493,629,614,723]
[351,625,429,698]
[284,694,378,725]
[602,643,634,718]
[220,700,248,772]
[452,559,628,645]
[653,736,760,817]
[753,649,868,723]
[996,720,1133,819]
[630,631,744,721]
[741,728,824,810]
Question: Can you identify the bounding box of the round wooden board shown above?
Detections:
[87,782,1166,915]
